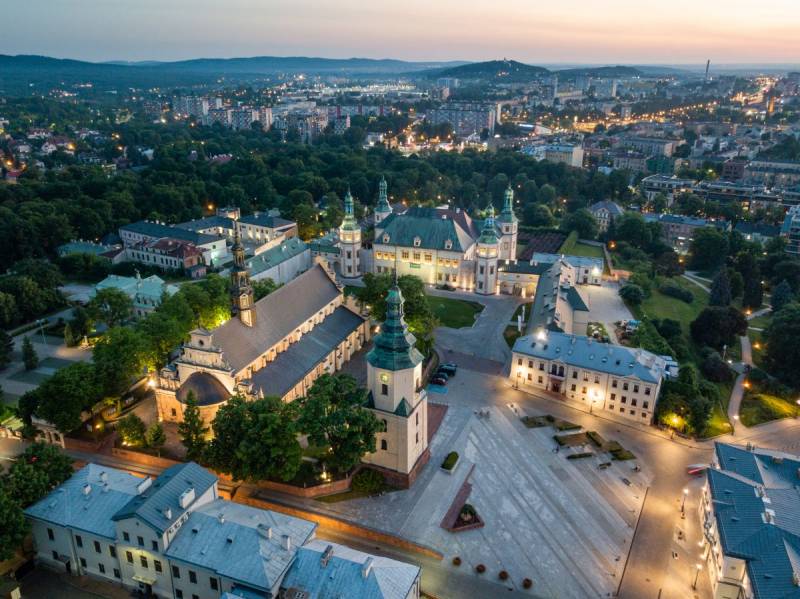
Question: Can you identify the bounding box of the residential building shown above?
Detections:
[693,180,781,212]
[119,221,229,267]
[781,205,800,255]
[428,103,496,137]
[125,238,206,278]
[24,462,419,599]
[744,159,800,187]
[155,256,369,426]
[543,144,584,168]
[528,253,603,286]
[610,150,649,174]
[641,175,696,201]
[700,443,800,599]
[362,284,430,484]
[240,236,311,285]
[589,200,624,232]
[94,274,179,318]
[722,158,747,181]
[643,213,730,253]
[733,222,780,245]
[511,331,666,423]
[619,136,675,157]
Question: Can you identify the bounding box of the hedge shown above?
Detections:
[567,452,594,460]
[659,281,694,303]
[441,451,459,470]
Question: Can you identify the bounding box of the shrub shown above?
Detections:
[441,451,459,470]
[499,570,509,580]
[523,578,533,589]
[659,281,694,303]
[567,452,593,460]
[452,556,462,566]
[701,352,733,383]
[619,283,645,305]
[476,564,486,574]
[555,420,580,431]
[117,414,146,447]
[352,469,385,494]
[587,431,606,447]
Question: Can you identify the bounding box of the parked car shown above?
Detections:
[439,363,458,376]
[434,370,449,381]
[621,477,632,486]
[431,375,448,386]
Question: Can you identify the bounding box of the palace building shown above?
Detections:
[155,227,369,428]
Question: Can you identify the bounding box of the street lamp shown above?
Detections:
[693,563,703,590]
[732,414,739,435]
[795,399,800,419]
[681,487,689,517]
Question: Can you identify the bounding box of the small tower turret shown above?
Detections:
[496,185,519,261]
[475,206,499,295]
[374,176,392,225]
[338,188,362,278]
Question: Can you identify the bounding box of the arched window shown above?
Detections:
[381,419,388,432]
[381,439,388,451]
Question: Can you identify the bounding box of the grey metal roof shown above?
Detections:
[120,220,221,246]
[281,539,420,599]
[513,330,665,383]
[708,443,800,599]
[25,464,141,540]
[565,286,589,312]
[175,215,235,232]
[246,237,308,277]
[589,200,624,217]
[165,499,316,593]
[112,462,217,534]
[250,306,364,398]
[498,261,551,276]
[529,252,604,272]
[239,214,295,229]
[211,264,342,373]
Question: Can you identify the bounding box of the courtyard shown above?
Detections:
[313,368,650,598]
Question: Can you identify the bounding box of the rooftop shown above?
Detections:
[376,206,479,253]
[245,237,308,277]
[121,220,222,246]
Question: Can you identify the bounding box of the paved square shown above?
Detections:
[317,368,650,598]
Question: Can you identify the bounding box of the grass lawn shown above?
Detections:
[511,302,532,324]
[701,401,733,438]
[740,393,797,427]
[504,325,522,348]
[427,295,484,328]
[568,241,605,260]
[747,313,771,330]
[635,277,709,332]
[316,484,398,503]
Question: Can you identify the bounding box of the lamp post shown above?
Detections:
[693,563,703,590]
[732,414,739,436]
[795,399,800,419]
[681,487,689,517]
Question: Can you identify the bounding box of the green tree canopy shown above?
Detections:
[690,306,747,350]
[86,287,133,328]
[177,391,209,462]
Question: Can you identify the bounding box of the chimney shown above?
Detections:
[217,512,225,524]
[362,557,374,579]
[100,471,108,483]
[281,534,292,551]
[163,507,172,520]
[83,484,92,496]
[320,544,334,567]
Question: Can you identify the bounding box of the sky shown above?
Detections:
[4,0,800,64]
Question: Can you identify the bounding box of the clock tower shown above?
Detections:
[363,284,428,476]
[230,225,255,327]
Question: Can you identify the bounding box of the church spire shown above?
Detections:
[498,185,518,223]
[376,176,391,212]
[478,205,499,244]
[367,285,423,371]
[230,223,255,327]
[340,187,359,231]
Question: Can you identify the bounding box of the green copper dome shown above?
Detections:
[340,188,360,232]
[477,205,499,245]
[375,176,391,213]
[497,185,518,224]
[367,285,423,371]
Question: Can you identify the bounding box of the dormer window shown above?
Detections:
[382,234,390,244]
[444,239,453,250]
[413,236,421,247]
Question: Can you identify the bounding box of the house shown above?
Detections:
[589,200,624,232]
[94,274,179,318]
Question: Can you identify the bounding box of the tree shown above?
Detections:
[742,276,763,310]
[178,391,208,462]
[619,284,645,305]
[728,269,744,299]
[615,213,652,249]
[560,209,598,240]
[3,442,73,508]
[93,327,149,396]
[206,395,301,482]
[253,278,279,301]
[523,204,554,227]
[771,280,795,312]
[690,307,747,349]
[709,269,732,307]
[145,422,166,456]
[35,362,100,433]
[0,490,27,561]
[117,413,146,447]
[0,330,13,370]
[689,227,728,271]
[86,287,133,328]
[22,336,38,371]
[770,260,800,293]
[297,374,380,474]
[764,303,800,387]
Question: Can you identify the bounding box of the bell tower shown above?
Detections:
[338,188,362,278]
[230,225,255,327]
[497,185,519,261]
[475,205,500,295]
[374,176,392,225]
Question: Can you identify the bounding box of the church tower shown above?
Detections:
[338,188,362,278]
[373,176,392,226]
[497,185,519,261]
[475,206,500,295]
[230,225,256,327]
[363,284,428,477]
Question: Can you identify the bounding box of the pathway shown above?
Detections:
[681,273,710,293]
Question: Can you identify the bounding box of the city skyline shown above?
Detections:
[5,0,800,64]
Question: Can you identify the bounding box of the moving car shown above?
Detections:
[431,375,448,386]
[439,363,458,376]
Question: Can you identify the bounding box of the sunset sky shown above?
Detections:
[5,0,799,64]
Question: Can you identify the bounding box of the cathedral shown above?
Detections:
[155,227,370,427]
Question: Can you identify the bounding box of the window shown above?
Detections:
[52,550,59,560]
[620,407,625,413]
[123,531,130,542]
[570,384,576,391]
[172,566,181,579]
[176,591,183,599]
[517,358,522,366]
[94,541,101,553]
[623,382,629,391]
[630,410,635,415]
[645,387,651,396]
[381,383,388,396]
[631,399,637,407]
[47,528,54,541]
[643,401,649,410]
[114,568,120,579]
[642,412,649,418]
[612,379,618,388]
[381,440,388,451]
[609,405,615,411]
[479,265,484,275]
[633,384,640,393]
[610,393,616,400]
[401,251,409,259]
[140,556,148,569]
[210,578,219,591]
[528,360,533,368]
[76,535,83,548]
[581,387,587,394]
[572,371,577,379]
[109,546,116,558]
[594,375,600,384]
[621,396,627,404]
[151,540,158,551]
[189,570,197,584]
[126,551,133,564]
[478,282,483,290]
[137,536,144,547]
[538,362,544,371]
[413,252,421,261]
[154,560,162,573]
[80,558,87,568]
[193,595,199,599]
[537,376,543,384]
[583,373,589,382]
[99,563,105,574]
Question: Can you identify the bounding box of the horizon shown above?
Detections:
[5,0,799,64]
